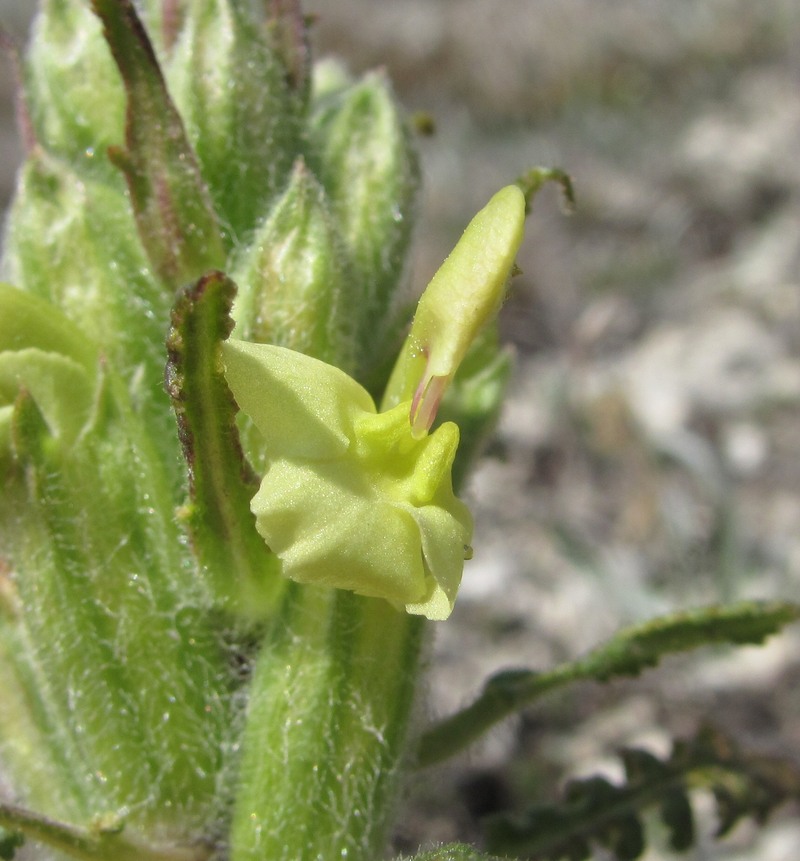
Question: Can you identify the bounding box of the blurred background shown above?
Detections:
[2,2,800,858]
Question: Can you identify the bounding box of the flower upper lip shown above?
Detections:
[383,184,526,436]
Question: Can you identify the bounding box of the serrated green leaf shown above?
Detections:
[165,0,301,239]
[166,270,282,618]
[230,159,358,373]
[91,0,225,284]
[417,601,800,766]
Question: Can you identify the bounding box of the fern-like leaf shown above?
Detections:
[417,601,800,767]
[484,725,800,860]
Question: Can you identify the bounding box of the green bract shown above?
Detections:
[222,339,472,620]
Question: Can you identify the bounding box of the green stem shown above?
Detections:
[229,583,425,861]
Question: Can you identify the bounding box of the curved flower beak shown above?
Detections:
[384,184,526,436]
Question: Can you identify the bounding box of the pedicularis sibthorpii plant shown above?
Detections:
[1,3,799,861]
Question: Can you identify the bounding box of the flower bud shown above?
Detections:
[166,0,303,240]
[309,70,420,370]
[232,159,358,371]
[311,57,353,103]
[4,154,158,359]
[23,0,124,172]
[2,153,177,455]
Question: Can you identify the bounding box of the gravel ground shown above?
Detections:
[2,2,800,859]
